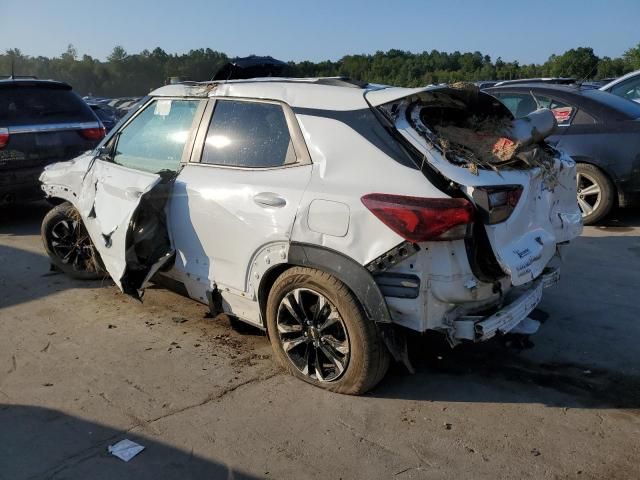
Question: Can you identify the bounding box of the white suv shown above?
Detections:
[40,78,582,394]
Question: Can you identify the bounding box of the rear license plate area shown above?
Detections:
[35,133,63,147]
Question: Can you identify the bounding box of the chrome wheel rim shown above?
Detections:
[48,217,98,272]
[576,172,601,218]
[276,288,350,382]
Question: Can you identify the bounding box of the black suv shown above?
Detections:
[0,78,105,205]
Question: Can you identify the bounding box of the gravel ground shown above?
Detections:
[1,202,639,480]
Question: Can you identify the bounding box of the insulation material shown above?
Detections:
[402,84,559,180]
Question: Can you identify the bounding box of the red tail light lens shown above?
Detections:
[361,193,474,242]
[0,128,9,149]
[79,127,106,141]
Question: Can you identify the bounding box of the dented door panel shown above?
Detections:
[167,163,312,298]
[77,159,162,291]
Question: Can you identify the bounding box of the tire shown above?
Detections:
[41,202,106,280]
[576,163,615,225]
[266,267,390,395]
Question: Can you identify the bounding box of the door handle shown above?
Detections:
[253,192,287,208]
[125,187,143,199]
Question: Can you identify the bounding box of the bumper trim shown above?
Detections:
[541,265,560,288]
[453,279,546,342]
[473,281,543,340]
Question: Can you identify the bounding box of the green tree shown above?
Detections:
[623,43,640,70]
[545,47,599,78]
[0,43,636,96]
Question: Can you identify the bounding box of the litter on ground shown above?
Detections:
[108,439,145,462]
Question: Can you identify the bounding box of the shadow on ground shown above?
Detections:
[0,243,111,309]
[0,201,51,235]
[596,208,640,229]
[0,404,259,480]
[373,330,640,409]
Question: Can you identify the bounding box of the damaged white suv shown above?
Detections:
[40,78,582,394]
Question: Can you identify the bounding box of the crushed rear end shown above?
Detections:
[364,84,582,343]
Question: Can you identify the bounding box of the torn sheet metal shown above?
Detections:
[121,170,177,300]
[374,85,581,288]
[75,159,177,299]
[375,84,559,175]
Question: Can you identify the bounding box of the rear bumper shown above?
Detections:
[452,265,559,342]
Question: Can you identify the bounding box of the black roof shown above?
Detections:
[213,55,288,81]
[485,83,640,121]
[0,78,72,90]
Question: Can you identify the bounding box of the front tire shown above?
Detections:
[266,267,390,395]
[41,202,106,280]
[576,163,615,225]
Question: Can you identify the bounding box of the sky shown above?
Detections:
[1,0,639,64]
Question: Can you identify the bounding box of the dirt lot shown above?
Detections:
[1,203,639,480]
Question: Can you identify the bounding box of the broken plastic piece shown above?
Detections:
[108,439,145,462]
[510,317,541,335]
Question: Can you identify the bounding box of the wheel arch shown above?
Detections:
[257,242,393,328]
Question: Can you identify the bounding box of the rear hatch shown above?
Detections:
[366,85,582,286]
[0,81,104,173]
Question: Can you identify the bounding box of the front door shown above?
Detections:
[78,97,205,295]
[167,98,312,321]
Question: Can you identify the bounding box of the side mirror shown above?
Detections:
[96,144,111,159]
[96,132,120,161]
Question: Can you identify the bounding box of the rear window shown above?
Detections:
[581,88,640,119]
[0,86,96,127]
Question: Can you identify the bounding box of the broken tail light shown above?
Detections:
[79,127,106,141]
[0,128,8,149]
[361,193,474,242]
[472,185,523,224]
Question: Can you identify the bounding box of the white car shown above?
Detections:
[39,78,582,394]
[600,70,640,103]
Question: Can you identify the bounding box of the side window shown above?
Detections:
[610,77,640,103]
[493,93,537,118]
[537,96,575,126]
[112,99,202,173]
[201,100,296,168]
[571,109,596,125]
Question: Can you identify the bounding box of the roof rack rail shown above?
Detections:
[0,75,39,80]
[312,77,368,88]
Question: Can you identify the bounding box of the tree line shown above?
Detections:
[1,43,639,98]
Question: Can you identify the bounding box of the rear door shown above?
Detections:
[78,97,206,296]
[167,98,312,318]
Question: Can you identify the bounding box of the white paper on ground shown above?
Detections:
[108,439,145,462]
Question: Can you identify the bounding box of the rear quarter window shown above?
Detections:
[582,88,640,120]
[0,86,96,127]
